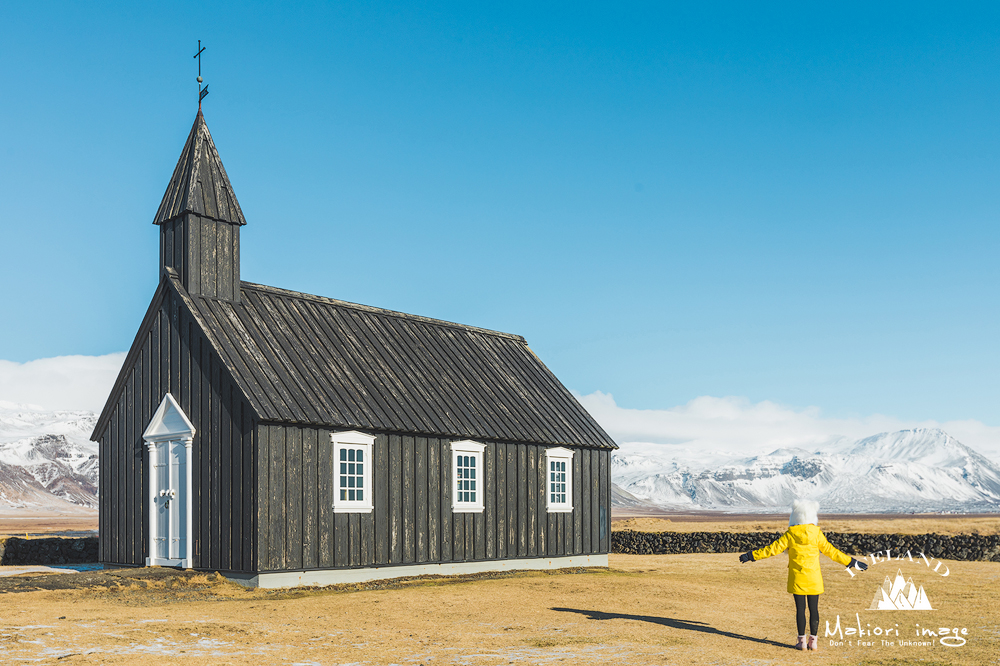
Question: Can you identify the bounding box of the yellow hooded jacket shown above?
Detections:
[752,523,852,595]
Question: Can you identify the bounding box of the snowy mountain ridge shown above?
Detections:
[612,428,1000,513]
[0,401,98,511]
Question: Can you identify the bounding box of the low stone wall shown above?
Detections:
[0,537,99,566]
[612,530,1000,562]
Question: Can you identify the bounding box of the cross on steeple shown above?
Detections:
[194,40,209,107]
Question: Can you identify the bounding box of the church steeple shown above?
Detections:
[154,111,245,302]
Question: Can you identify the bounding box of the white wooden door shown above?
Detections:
[150,439,190,566]
[144,394,195,569]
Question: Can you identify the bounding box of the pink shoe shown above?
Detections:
[795,635,807,651]
[807,635,819,651]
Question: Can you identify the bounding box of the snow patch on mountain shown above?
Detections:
[612,428,1000,513]
[0,401,98,511]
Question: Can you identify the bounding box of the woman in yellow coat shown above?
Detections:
[739,499,868,651]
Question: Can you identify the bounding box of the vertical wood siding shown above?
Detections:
[256,427,610,572]
[97,287,256,570]
[159,214,240,302]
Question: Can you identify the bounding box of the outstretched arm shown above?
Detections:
[817,530,855,567]
[743,531,791,563]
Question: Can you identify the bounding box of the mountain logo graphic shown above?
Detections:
[868,569,934,610]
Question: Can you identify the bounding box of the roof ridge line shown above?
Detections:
[238,281,527,343]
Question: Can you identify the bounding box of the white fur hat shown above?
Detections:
[789,499,819,527]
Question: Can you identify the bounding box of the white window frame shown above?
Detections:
[332,430,375,513]
[451,440,486,513]
[545,447,575,513]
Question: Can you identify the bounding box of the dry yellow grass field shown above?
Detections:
[1,552,996,665]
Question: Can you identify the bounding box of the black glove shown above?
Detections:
[739,551,754,564]
[849,558,868,571]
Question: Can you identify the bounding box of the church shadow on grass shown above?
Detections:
[551,607,792,649]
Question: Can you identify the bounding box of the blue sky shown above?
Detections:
[1,2,998,432]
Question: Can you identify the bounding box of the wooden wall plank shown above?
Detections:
[599,450,609,553]
[125,369,135,563]
[415,437,428,563]
[485,442,495,560]
[202,339,214,568]
[526,445,536,557]
[402,436,415,562]
[302,427,318,569]
[561,505,568,557]
[242,406,253,571]
[232,227,240,298]
[219,223,233,300]
[220,380,233,571]
[546,508,556,559]
[203,218,218,298]
[581,449,591,554]
[427,438,440,563]
[318,429,333,568]
[349,513,361,566]
[360,505,374,566]
[285,426,303,570]
[573,450,583,555]
[517,445,527,557]
[439,438,452,562]
[334,513,348,567]
[496,442,506,559]
[170,294,180,399]
[375,434,389,565]
[188,214,201,295]
[591,449,600,554]
[138,340,149,563]
[116,391,126,563]
[256,424,268,570]
[132,368,143,564]
[505,443,516,557]
[537,447,546,557]
[189,332,202,566]
[209,356,222,571]
[389,435,402,563]
[230,395,243,571]
[268,425,285,570]
[453,508,465,561]
[474,510,484,561]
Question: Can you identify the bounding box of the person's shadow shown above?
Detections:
[551,607,791,649]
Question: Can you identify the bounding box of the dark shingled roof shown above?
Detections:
[153,110,246,226]
[173,278,616,449]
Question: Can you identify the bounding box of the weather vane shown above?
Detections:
[194,40,209,108]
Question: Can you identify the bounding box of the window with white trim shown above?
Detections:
[451,440,485,513]
[545,447,575,513]
[331,431,374,513]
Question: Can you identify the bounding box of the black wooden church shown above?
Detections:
[92,111,617,587]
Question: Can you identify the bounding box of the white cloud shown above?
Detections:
[0,353,126,413]
[575,391,1000,463]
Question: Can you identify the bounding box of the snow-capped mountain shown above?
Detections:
[0,401,98,511]
[612,428,1000,513]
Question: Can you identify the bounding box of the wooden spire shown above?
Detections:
[153,110,246,226]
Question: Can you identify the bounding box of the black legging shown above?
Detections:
[794,594,819,636]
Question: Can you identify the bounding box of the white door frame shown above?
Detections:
[142,393,195,568]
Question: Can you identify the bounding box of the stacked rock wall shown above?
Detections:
[0,537,99,566]
[612,531,1000,562]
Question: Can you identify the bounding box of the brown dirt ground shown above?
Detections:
[612,515,1000,536]
[0,554,996,665]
